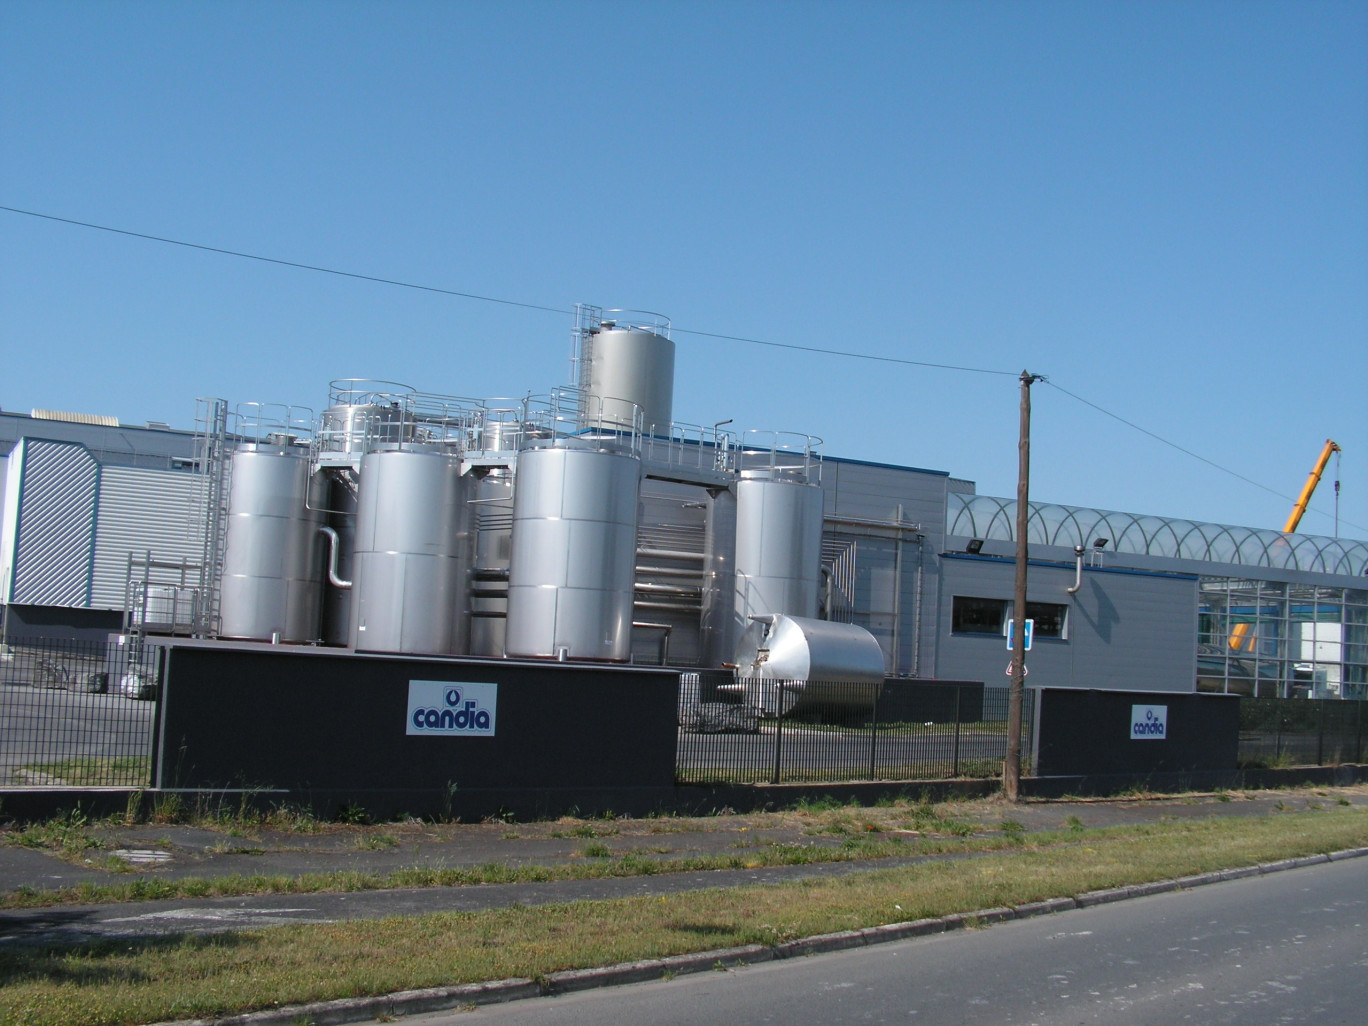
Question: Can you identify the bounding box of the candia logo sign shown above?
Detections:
[407,680,497,737]
[1130,704,1168,740]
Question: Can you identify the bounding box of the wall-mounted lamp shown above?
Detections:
[966,538,984,554]
[1093,538,1109,550]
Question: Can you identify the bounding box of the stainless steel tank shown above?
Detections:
[504,441,641,661]
[219,444,326,642]
[468,466,514,657]
[318,402,410,456]
[734,614,886,715]
[733,470,825,632]
[350,446,470,655]
[580,320,674,436]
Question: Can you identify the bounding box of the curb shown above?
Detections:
[160,845,1368,1026]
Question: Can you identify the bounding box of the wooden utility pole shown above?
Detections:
[1004,370,1041,802]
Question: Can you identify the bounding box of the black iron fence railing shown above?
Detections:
[1238,696,1366,768]
[0,636,159,787]
[676,677,1028,785]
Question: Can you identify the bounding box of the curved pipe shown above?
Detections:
[1066,545,1085,595]
[317,525,353,589]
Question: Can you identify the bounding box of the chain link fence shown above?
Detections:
[0,637,159,787]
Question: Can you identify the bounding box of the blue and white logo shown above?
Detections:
[407,680,497,736]
[1130,704,1167,740]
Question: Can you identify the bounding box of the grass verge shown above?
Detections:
[1,807,1364,1026]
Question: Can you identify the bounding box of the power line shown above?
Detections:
[1044,379,1365,533]
[672,326,1018,377]
[3,203,1357,532]
[0,205,571,316]
[0,204,1022,379]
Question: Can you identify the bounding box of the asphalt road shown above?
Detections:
[410,856,1368,1026]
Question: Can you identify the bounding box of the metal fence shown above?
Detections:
[1239,697,1366,768]
[0,637,159,787]
[676,677,1030,785]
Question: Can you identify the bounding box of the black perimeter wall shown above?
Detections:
[1034,688,1240,778]
[156,643,679,820]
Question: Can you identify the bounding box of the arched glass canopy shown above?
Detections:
[947,493,1368,576]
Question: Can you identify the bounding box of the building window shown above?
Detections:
[952,597,1007,635]
[1026,602,1068,639]
[951,597,1068,639]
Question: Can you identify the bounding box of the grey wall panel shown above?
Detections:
[90,466,203,610]
[818,459,950,677]
[934,554,1198,692]
[9,439,99,606]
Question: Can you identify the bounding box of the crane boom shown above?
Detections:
[1228,438,1342,653]
[1283,439,1342,533]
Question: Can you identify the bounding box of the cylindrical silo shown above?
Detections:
[579,319,674,436]
[505,441,641,661]
[350,446,470,656]
[733,470,824,635]
[318,402,411,457]
[468,466,514,657]
[219,445,326,642]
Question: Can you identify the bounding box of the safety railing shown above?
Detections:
[0,637,159,787]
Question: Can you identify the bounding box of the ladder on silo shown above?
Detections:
[192,397,231,638]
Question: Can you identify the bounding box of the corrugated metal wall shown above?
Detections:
[8,440,99,605]
[90,465,202,609]
[3,438,202,612]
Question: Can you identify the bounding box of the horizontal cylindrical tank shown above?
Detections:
[733,471,824,630]
[505,442,641,661]
[733,614,887,715]
[219,445,326,642]
[581,323,674,436]
[350,447,470,656]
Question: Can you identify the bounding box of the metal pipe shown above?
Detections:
[635,565,706,578]
[823,514,924,533]
[317,525,353,589]
[633,582,701,597]
[892,503,904,673]
[632,599,702,612]
[637,547,706,562]
[1066,545,1085,595]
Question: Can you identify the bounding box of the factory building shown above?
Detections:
[3,307,1366,701]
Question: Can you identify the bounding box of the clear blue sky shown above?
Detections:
[2,0,1364,539]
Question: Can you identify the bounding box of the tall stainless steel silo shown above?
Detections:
[579,314,674,437]
[349,446,470,656]
[504,441,642,661]
[218,444,327,642]
[733,468,825,632]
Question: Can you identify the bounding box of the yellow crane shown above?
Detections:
[1282,439,1342,533]
[1228,439,1341,652]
